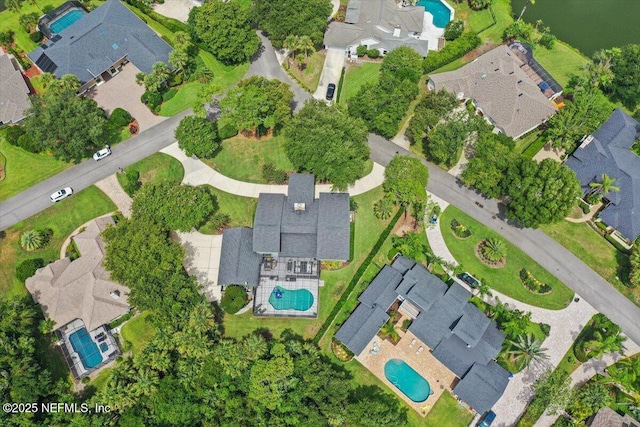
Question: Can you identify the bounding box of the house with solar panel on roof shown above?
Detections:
[28,0,172,93]
[218,174,351,318]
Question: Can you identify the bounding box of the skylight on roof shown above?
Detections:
[98,27,105,35]
[112,43,119,50]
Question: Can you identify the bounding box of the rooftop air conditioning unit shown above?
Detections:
[294,203,306,211]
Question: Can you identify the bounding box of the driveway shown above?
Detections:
[246,32,311,112]
[85,63,167,132]
[177,231,223,301]
[153,0,195,23]
[313,48,345,101]
[367,133,640,346]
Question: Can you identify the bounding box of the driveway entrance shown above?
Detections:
[314,48,345,102]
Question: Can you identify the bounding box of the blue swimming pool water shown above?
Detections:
[69,328,103,370]
[384,359,431,402]
[417,0,452,29]
[269,286,314,311]
[49,9,85,34]
[99,342,108,353]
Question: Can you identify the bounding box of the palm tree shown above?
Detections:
[297,35,315,60]
[534,19,544,33]
[507,333,549,370]
[481,237,507,262]
[613,356,640,389]
[517,0,536,21]
[283,34,300,69]
[589,173,620,196]
[584,331,626,360]
[20,230,44,251]
[373,197,394,220]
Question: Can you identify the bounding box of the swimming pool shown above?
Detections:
[384,359,431,402]
[417,0,452,29]
[69,328,103,370]
[268,286,314,311]
[49,9,85,34]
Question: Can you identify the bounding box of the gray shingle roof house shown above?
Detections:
[565,109,640,242]
[335,256,509,414]
[28,0,172,93]
[324,0,430,57]
[0,53,32,125]
[25,216,130,331]
[587,407,639,427]
[428,45,558,139]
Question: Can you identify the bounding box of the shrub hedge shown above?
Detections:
[15,258,46,283]
[423,32,481,74]
[110,108,133,127]
[313,207,403,344]
[220,285,249,314]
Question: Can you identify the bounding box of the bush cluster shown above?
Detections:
[519,268,552,294]
[141,91,162,114]
[220,285,248,314]
[450,219,472,239]
[15,258,46,283]
[109,108,133,127]
[121,170,141,197]
[423,32,481,73]
[262,162,288,184]
[162,88,178,102]
[207,212,231,232]
[29,31,43,43]
[444,19,465,41]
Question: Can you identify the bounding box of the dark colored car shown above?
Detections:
[326,83,336,101]
[477,411,496,427]
[457,272,480,288]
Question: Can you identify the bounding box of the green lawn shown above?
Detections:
[198,49,249,89]
[340,62,381,104]
[203,135,294,183]
[531,41,589,87]
[477,0,514,44]
[120,311,156,355]
[286,50,326,92]
[198,186,257,233]
[160,82,207,116]
[540,221,637,305]
[0,128,72,201]
[440,206,574,309]
[223,186,393,339]
[0,186,116,297]
[116,152,184,191]
[423,390,474,427]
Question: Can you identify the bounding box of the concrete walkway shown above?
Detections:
[94,174,133,218]
[160,142,385,197]
[424,192,457,267]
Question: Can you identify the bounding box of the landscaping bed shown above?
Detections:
[440,206,574,309]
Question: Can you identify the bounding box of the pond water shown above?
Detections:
[511,0,640,56]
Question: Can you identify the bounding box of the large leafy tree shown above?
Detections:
[380,46,424,84]
[502,158,581,228]
[383,155,429,217]
[424,111,482,168]
[220,76,294,138]
[530,369,572,416]
[188,0,260,64]
[629,244,640,288]
[283,100,370,191]
[609,44,640,109]
[250,0,332,49]
[23,75,109,162]
[175,115,221,158]
[406,89,457,144]
[132,181,218,232]
[462,131,516,198]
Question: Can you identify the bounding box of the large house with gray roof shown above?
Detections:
[219,174,351,318]
[324,0,431,57]
[0,53,32,126]
[565,109,640,244]
[28,0,172,93]
[428,44,559,139]
[336,256,509,415]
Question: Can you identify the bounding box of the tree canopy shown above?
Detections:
[175,115,221,158]
[608,44,640,109]
[423,110,483,168]
[188,0,260,64]
[23,75,109,162]
[461,132,517,198]
[383,155,429,208]
[132,181,218,232]
[284,100,370,191]
[406,89,458,144]
[250,0,332,49]
[379,46,424,84]
[220,76,294,137]
[502,158,581,227]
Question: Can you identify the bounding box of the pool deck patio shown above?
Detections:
[355,326,459,416]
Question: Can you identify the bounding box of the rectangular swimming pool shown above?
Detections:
[49,9,85,34]
[69,328,103,370]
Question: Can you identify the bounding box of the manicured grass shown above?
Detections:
[198,49,249,89]
[440,206,574,309]
[30,74,48,95]
[89,367,112,391]
[286,50,326,92]
[340,62,381,104]
[116,152,184,191]
[0,186,116,297]
[120,311,156,355]
[160,82,207,116]
[477,0,514,44]
[540,221,637,305]
[203,135,294,183]
[199,186,257,233]
[0,128,72,201]
[423,390,474,427]
[222,186,393,339]
[531,41,589,87]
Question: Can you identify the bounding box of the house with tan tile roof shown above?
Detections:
[0,53,32,126]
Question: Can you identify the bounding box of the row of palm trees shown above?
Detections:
[282,35,315,69]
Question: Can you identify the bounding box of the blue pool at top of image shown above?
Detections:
[69,328,103,370]
[417,0,451,28]
[384,359,431,402]
[49,9,85,34]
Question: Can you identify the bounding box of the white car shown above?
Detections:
[93,146,112,161]
[50,187,73,203]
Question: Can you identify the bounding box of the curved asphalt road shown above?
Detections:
[0,110,190,230]
[368,134,640,345]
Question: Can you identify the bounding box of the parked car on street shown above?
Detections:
[457,272,480,288]
[50,187,73,202]
[93,145,111,161]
